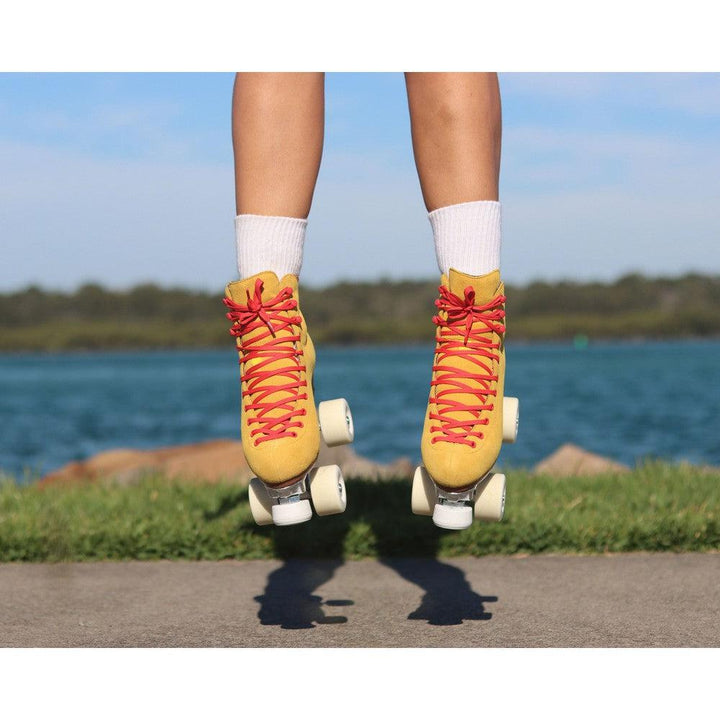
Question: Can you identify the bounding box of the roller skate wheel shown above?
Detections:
[248,477,274,526]
[503,396,519,443]
[319,398,354,446]
[271,498,313,526]
[411,466,436,516]
[309,465,347,516]
[433,502,473,530]
[474,473,506,522]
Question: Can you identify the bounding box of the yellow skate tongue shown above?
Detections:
[446,268,501,303]
[224,271,306,442]
[431,268,505,445]
[226,271,297,306]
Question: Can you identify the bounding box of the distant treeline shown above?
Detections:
[1,272,719,350]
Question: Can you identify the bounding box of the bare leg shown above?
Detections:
[404,72,501,211]
[225,73,343,526]
[232,72,325,218]
[408,73,510,525]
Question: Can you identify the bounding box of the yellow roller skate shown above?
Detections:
[224,271,354,526]
[412,268,519,530]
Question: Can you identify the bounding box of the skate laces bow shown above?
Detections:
[429,284,506,446]
[223,278,307,445]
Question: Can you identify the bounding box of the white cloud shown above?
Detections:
[307,153,434,286]
[7,98,209,162]
[502,72,720,117]
[500,119,720,282]
[2,71,720,293]
[0,139,433,291]
[0,141,235,291]
[504,187,720,283]
[504,124,717,190]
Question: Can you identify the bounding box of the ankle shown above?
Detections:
[235,214,306,279]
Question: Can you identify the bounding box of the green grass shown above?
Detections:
[1,462,719,562]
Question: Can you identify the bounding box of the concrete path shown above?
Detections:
[1,554,718,647]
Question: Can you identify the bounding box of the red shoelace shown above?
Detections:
[429,284,506,447]
[223,278,308,445]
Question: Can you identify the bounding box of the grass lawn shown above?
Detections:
[1,462,718,562]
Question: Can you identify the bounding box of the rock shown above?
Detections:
[533,443,630,477]
[153,440,251,484]
[318,443,414,480]
[37,440,246,488]
[37,439,413,487]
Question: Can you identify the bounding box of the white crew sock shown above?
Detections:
[235,214,306,280]
[428,200,502,277]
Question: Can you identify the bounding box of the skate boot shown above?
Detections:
[224,271,354,527]
[412,268,519,530]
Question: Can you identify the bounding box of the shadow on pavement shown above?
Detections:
[253,560,353,629]
[381,559,497,625]
[249,480,498,629]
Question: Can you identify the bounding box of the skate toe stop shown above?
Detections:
[272,499,313,526]
[432,503,473,530]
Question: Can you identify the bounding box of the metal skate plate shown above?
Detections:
[434,472,491,505]
[266,475,310,504]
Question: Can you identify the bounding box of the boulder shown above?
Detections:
[38,439,413,487]
[318,444,414,480]
[533,443,630,477]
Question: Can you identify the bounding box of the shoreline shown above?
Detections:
[7,441,715,489]
[2,335,720,356]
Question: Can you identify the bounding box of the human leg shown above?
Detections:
[232,72,324,279]
[405,72,517,529]
[225,73,353,525]
[404,71,500,211]
[405,71,502,277]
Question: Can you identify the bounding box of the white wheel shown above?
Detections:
[272,498,312,526]
[474,473,506,522]
[411,466,436,516]
[318,398,354,446]
[502,396,519,443]
[309,465,347,516]
[248,477,274,526]
[433,503,473,530]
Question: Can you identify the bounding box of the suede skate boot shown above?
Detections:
[413,268,519,530]
[224,271,353,526]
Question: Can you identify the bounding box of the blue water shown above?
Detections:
[1,341,719,481]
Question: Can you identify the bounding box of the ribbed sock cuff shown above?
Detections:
[235,214,306,279]
[429,200,502,277]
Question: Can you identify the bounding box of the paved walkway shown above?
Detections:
[1,554,718,647]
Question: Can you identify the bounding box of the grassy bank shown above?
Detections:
[1,463,718,561]
[4,311,720,351]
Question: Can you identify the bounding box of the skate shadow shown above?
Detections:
[380,558,497,625]
[365,479,498,626]
[250,480,498,630]
[251,516,354,629]
[253,559,353,629]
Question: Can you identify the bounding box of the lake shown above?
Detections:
[1,340,719,481]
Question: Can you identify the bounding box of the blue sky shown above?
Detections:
[1,72,719,291]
